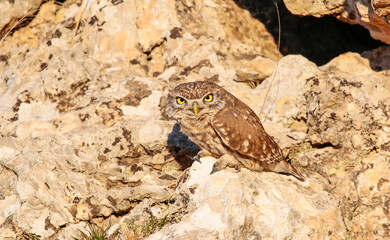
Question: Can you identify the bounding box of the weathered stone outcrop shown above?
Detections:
[148,157,346,240]
[0,0,388,239]
[284,0,390,44]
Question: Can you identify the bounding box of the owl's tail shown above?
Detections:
[274,160,306,181]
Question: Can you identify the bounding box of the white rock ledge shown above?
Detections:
[148,157,346,240]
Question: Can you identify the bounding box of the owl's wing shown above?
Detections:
[211,101,284,164]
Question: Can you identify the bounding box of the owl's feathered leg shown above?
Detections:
[210,154,241,174]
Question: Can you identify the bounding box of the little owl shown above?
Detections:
[166,81,305,181]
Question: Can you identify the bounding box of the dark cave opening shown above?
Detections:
[235,0,386,66]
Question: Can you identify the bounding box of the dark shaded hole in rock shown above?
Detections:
[159,174,177,180]
[167,123,200,169]
[234,0,386,66]
[310,141,340,149]
[0,8,40,39]
[0,0,71,39]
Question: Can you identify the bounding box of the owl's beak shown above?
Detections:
[192,102,199,115]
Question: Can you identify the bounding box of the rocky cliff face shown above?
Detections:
[284,0,390,44]
[0,0,389,239]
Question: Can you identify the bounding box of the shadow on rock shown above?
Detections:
[167,123,200,169]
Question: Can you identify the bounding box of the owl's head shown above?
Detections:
[166,81,231,122]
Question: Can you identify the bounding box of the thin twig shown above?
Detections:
[0,14,29,47]
[260,1,281,122]
[71,0,88,46]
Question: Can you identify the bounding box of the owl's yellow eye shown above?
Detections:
[176,97,186,105]
[203,94,213,102]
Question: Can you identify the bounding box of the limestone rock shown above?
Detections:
[283,0,345,17]
[300,53,390,239]
[373,0,390,17]
[0,0,281,237]
[0,0,389,238]
[149,157,346,240]
[0,122,179,239]
[284,0,390,44]
[305,52,390,151]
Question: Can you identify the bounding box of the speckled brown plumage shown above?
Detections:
[166,81,305,181]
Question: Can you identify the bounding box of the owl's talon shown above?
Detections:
[210,164,220,175]
[192,155,202,163]
[193,150,212,164]
[235,165,241,173]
